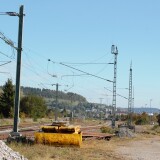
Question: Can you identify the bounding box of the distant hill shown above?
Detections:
[118,107,160,114]
[21,86,87,103]
[133,107,160,114]
[0,85,86,103]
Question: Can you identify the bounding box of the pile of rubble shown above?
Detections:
[0,140,28,160]
[118,127,136,138]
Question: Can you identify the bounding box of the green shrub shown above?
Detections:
[100,126,115,134]
[0,113,4,119]
[135,112,149,125]
[156,114,160,126]
[152,125,160,134]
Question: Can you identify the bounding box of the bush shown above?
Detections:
[0,113,4,119]
[19,112,26,122]
[20,95,47,118]
[33,115,38,122]
[156,114,160,126]
[120,114,128,121]
[152,125,160,134]
[135,112,149,125]
[100,126,115,134]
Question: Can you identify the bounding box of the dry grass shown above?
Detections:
[5,119,131,160]
[5,119,156,160]
[8,138,125,160]
[135,125,160,137]
[0,118,54,126]
[0,118,13,125]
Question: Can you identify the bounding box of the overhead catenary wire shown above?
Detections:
[47,59,57,77]
[59,62,113,83]
[0,61,11,66]
[2,44,114,84]
[0,15,53,89]
[0,50,15,59]
[61,62,113,65]
[12,49,54,83]
[61,51,112,66]
[23,50,50,77]
[104,87,128,100]
[89,52,111,63]
[38,83,52,90]
[21,45,114,79]
[22,46,50,63]
[61,55,114,76]
[0,51,52,87]
[0,31,17,50]
[61,74,87,79]
[0,41,115,96]
[21,63,51,82]
[94,64,110,76]
[0,71,10,74]
[94,56,114,75]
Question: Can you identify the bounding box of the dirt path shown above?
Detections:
[116,136,160,160]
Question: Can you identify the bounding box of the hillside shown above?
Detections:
[118,107,160,114]
[21,86,87,103]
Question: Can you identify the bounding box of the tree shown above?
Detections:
[20,95,47,119]
[0,79,14,118]
[156,114,160,126]
[61,107,68,117]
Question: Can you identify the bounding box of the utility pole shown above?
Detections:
[128,63,132,126]
[99,98,104,106]
[55,83,58,121]
[52,83,68,121]
[111,45,118,128]
[70,93,74,121]
[12,5,24,136]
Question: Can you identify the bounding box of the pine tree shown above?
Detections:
[0,79,14,118]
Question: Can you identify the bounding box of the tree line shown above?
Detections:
[1,79,160,126]
[0,79,87,120]
[21,86,86,102]
[0,79,47,119]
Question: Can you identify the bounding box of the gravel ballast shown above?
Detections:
[0,140,28,160]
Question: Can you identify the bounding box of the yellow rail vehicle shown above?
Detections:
[35,122,82,146]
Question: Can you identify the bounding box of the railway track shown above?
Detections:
[0,123,48,140]
[81,122,113,140]
[0,121,114,141]
[0,128,38,140]
[0,125,13,131]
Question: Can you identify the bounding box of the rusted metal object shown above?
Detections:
[82,132,114,141]
[0,133,8,140]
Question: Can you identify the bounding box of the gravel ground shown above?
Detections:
[0,140,28,160]
[116,136,160,160]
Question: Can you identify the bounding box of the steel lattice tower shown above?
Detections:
[111,45,118,127]
[132,86,134,114]
[128,63,132,126]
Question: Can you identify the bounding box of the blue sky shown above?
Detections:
[0,1,160,108]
